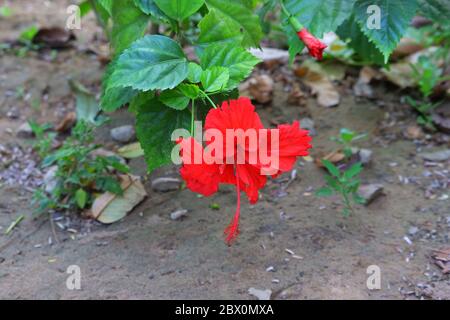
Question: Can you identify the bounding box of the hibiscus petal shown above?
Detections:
[179,138,221,196]
[205,97,264,134]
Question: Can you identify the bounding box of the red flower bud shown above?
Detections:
[297,28,327,60]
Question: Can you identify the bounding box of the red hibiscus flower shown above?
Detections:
[297,28,327,60]
[178,97,312,245]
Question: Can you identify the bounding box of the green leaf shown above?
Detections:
[79,1,92,17]
[0,6,13,17]
[187,62,203,83]
[178,83,200,99]
[92,0,112,27]
[134,0,169,20]
[353,192,366,205]
[109,35,189,91]
[101,58,138,112]
[159,88,190,110]
[69,80,101,125]
[104,157,130,173]
[340,128,355,143]
[353,0,418,62]
[197,8,243,49]
[19,25,38,42]
[154,0,204,20]
[205,0,263,48]
[344,162,363,179]
[75,189,88,209]
[97,0,113,15]
[199,43,260,89]
[96,176,124,195]
[322,159,340,177]
[284,0,355,37]
[336,16,385,65]
[136,99,191,172]
[418,0,450,23]
[111,0,149,54]
[201,66,229,92]
[315,187,334,197]
[129,91,155,114]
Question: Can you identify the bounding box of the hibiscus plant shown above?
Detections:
[82,0,440,243]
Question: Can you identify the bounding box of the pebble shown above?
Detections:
[16,122,34,138]
[359,148,373,165]
[43,166,59,193]
[408,226,419,236]
[170,209,188,221]
[110,125,136,143]
[248,288,272,300]
[151,177,182,192]
[420,149,450,162]
[358,184,384,204]
[300,118,316,136]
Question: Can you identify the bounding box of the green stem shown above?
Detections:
[279,0,303,32]
[201,91,217,109]
[190,99,195,136]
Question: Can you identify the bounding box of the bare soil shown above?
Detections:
[0,0,449,300]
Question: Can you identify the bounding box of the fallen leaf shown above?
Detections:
[392,38,423,59]
[248,74,274,104]
[287,83,306,106]
[295,60,340,108]
[381,61,415,88]
[249,47,288,69]
[315,150,345,167]
[117,142,144,159]
[87,174,147,224]
[55,112,77,132]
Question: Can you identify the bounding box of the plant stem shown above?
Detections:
[190,99,195,136]
[279,0,303,31]
[202,91,217,109]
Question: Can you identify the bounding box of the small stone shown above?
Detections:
[358,184,384,205]
[266,266,275,272]
[43,166,59,194]
[420,149,450,162]
[6,108,20,119]
[151,177,182,192]
[358,148,373,165]
[16,122,34,138]
[170,209,188,221]
[405,125,424,140]
[408,226,419,236]
[110,125,136,143]
[248,288,272,300]
[300,118,316,136]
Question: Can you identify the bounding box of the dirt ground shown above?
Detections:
[0,0,449,300]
